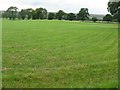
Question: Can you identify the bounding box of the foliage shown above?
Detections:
[92,17,98,22]
[32,10,37,20]
[67,13,76,21]
[6,6,18,20]
[2,11,9,19]
[19,9,27,20]
[56,10,65,20]
[103,14,113,22]
[48,13,55,20]
[3,5,118,23]
[77,8,89,21]
[35,8,47,19]
[108,1,120,23]
[26,8,33,20]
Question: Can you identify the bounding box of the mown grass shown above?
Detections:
[2,20,118,88]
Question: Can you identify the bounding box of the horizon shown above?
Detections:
[0,0,110,14]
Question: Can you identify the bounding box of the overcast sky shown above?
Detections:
[0,0,110,14]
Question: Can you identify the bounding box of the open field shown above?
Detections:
[2,20,118,88]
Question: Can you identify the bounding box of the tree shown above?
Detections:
[6,6,18,20]
[92,17,98,22]
[48,13,55,20]
[62,13,68,20]
[18,12,22,20]
[26,8,33,20]
[35,8,47,19]
[56,10,65,20]
[42,8,47,19]
[77,8,89,21]
[2,11,9,19]
[103,14,113,22]
[19,9,27,20]
[35,8,42,19]
[108,0,120,23]
[32,10,37,20]
[67,13,76,21]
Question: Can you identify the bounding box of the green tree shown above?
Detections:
[108,1,120,23]
[26,8,33,20]
[18,12,21,19]
[103,14,113,22]
[42,8,47,19]
[77,8,89,21]
[32,10,37,20]
[19,9,27,20]
[62,13,68,20]
[6,6,18,20]
[35,8,42,19]
[67,13,76,21]
[92,17,98,22]
[56,10,65,20]
[48,13,55,20]
[35,8,47,19]
[2,11,9,19]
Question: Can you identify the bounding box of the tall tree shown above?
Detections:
[6,6,18,20]
[67,13,76,21]
[35,8,47,19]
[32,10,37,20]
[103,14,113,22]
[42,8,47,19]
[19,9,27,20]
[18,12,22,20]
[35,8,42,19]
[26,8,33,20]
[48,13,55,20]
[56,10,65,20]
[108,0,120,23]
[77,8,89,21]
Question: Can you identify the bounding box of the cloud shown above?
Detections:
[0,0,109,14]
[109,0,120,2]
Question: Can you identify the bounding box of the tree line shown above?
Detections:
[2,1,120,23]
[2,7,90,21]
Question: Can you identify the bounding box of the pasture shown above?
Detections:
[2,20,118,88]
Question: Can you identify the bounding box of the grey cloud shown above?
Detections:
[109,0,120,2]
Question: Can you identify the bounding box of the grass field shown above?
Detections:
[2,20,118,88]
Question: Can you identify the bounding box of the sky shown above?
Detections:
[0,0,110,14]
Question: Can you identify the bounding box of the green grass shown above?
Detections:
[2,20,118,88]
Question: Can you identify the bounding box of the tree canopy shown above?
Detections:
[48,13,55,20]
[108,1,120,23]
[56,10,65,20]
[77,8,89,21]
[35,8,47,19]
[103,14,113,22]
[92,17,98,22]
[26,8,33,20]
[67,13,76,21]
[19,9,26,20]
[6,6,18,20]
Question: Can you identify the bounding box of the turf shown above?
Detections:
[2,20,118,88]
